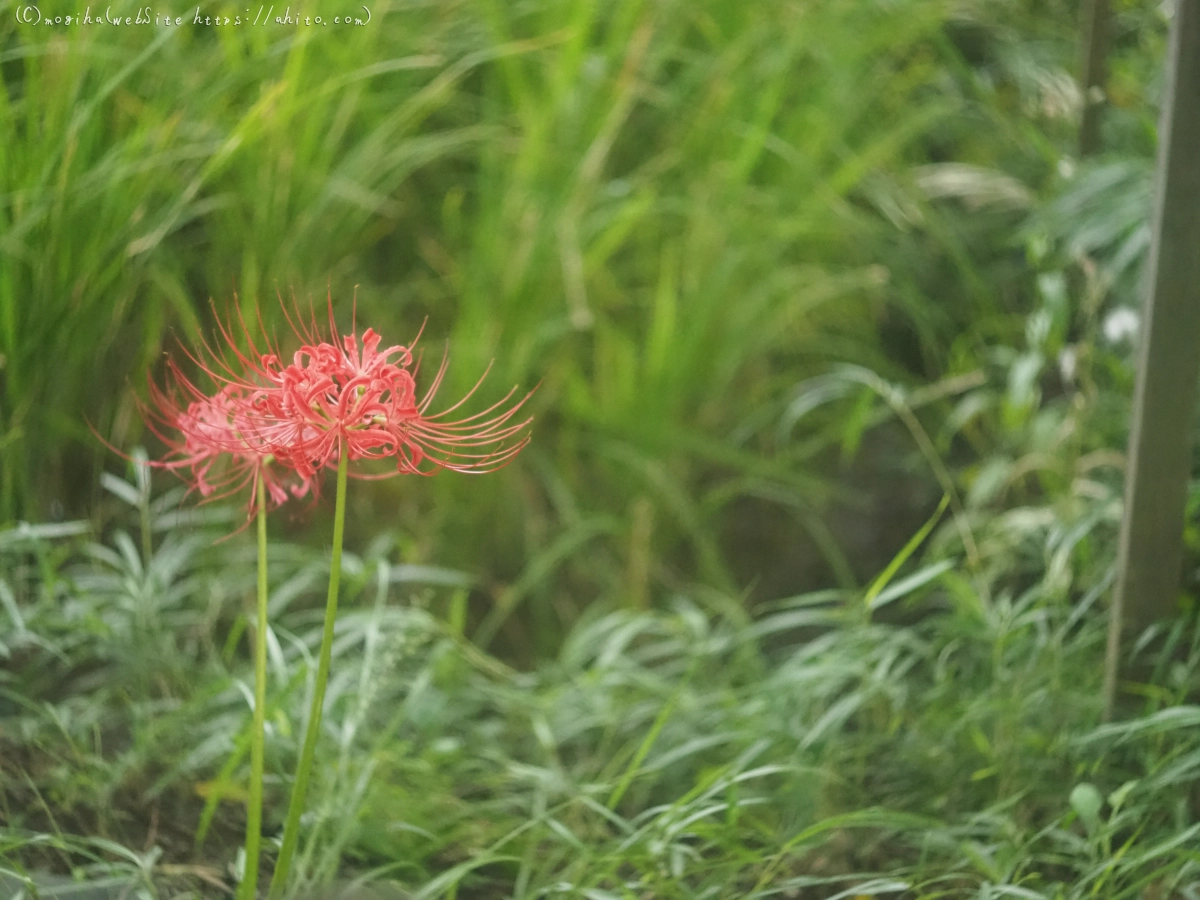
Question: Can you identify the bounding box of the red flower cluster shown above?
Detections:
[142,301,533,511]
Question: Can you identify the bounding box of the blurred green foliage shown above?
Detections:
[6,0,1200,895]
[3,454,1200,897]
[3,0,1164,655]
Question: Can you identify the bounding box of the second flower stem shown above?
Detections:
[239,470,270,900]
[269,445,349,900]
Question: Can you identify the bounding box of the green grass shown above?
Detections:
[2,0,1079,635]
[2,460,1200,898]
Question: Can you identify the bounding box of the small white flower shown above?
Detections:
[1059,346,1077,383]
[1103,307,1140,345]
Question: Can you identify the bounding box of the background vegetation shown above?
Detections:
[4,0,1200,897]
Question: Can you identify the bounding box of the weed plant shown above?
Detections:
[3,444,1200,898]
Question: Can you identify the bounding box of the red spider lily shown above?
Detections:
[141,364,314,511]
[263,325,535,479]
[138,296,533,503]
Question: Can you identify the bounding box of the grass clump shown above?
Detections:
[4,452,1200,897]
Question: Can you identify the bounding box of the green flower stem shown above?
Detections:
[239,470,270,900]
[269,445,349,900]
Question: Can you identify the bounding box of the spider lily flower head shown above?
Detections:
[138,295,534,506]
[260,318,535,478]
[257,326,419,478]
[142,362,314,511]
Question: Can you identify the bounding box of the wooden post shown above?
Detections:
[1105,0,1200,720]
[1080,0,1111,156]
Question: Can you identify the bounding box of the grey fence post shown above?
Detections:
[1105,0,1200,720]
